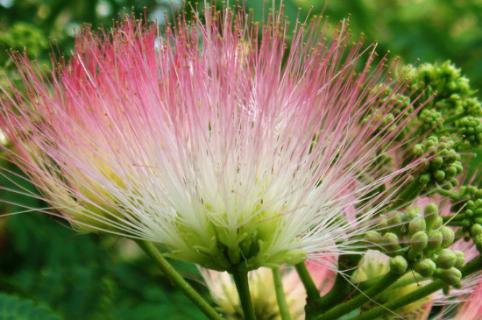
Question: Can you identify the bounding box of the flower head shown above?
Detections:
[201,260,334,319]
[1,8,415,270]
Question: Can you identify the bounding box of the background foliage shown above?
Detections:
[0,0,481,319]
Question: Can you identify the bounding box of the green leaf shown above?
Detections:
[0,292,61,320]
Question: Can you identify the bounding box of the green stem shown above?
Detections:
[232,267,256,320]
[315,271,400,320]
[435,188,459,200]
[351,256,482,320]
[136,241,222,320]
[272,267,292,320]
[295,262,320,302]
[316,255,358,312]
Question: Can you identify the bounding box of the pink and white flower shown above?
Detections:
[0,8,415,270]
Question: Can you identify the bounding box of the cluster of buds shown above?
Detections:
[402,61,473,111]
[411,136,463,190]
[454,116,482,148]
[442,186,482,250]
[401,61,481,151]
[361,84,413,140]
[366,204,464,287]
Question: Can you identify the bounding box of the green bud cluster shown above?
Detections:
[418,108,444,131]
[401,61,481,152]
[411,136,463,189]
[444,186,482,250]
[454,116,482,148]
[402,61,473,112]
[362,84,413,139]
[365,204,464,287]
[0,22,48,61]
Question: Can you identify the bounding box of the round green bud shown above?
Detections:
[427,230,443,251]
[419,174,431,185]
[474,234,482,251]
[434,170,446,182]
[409,217,427,234]
[365,230,382,244]
[471,224,482,236]
[390,256,408,274]
[435,249,457,269]
[387,211,403,230]
[446,166,457,178]
[427,215,443,231]
[424,203,439,217]
[440,226,455,248]
[415,258,436,277]
[436,267,462,287]
[454,250,465,269]
[406,208,419,220]
[410,231,428,252]
[378,216,388,229]
[432,157,444,169]
[383,232,401,252]
[413,144,424,156]
[475,208,482,216]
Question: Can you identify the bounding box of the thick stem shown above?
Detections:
[352,256,482,320]
[315,271,400,320]
[136,241,222,320]
[295,262,320,302]
[272,267,292,320]
[232,267,256,320]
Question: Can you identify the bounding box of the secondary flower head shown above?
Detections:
[201,261,334,319]
[1,8,416,271]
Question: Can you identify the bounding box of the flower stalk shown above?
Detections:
[232,267,256,320]
[315,270,401,319]
[136,241,222,320]
[272,267,292,320]
[295,262,320,302]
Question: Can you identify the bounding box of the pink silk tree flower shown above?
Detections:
[454,279,482,320]
[0,8,416,271]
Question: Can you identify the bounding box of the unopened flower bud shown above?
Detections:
[427,230,443,250]
[471,224,482,236]
[426,215,443,231]
[383,232,401,252]
[415,258,436,277]
[454,250,465,269]
[436,267,462,287]
[410,231,428,252]
[390,256,408,274]
[474,234,482,251]
[435,249,457,268]
[419,174,431,185]
[387,211,403,231]
[405,208,419,220]
[365,230,382,244]
[424,203,439,217]
[440,226,455,248]
[434,170,446,182]
[409,217,426,234]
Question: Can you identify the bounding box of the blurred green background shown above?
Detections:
[0,0,481,319]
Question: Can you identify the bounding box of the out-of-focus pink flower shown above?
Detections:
[454,279,482,320]
[0,7,417,270]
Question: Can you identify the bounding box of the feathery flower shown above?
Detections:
[453,279,482,320]
[0,8,416,270]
